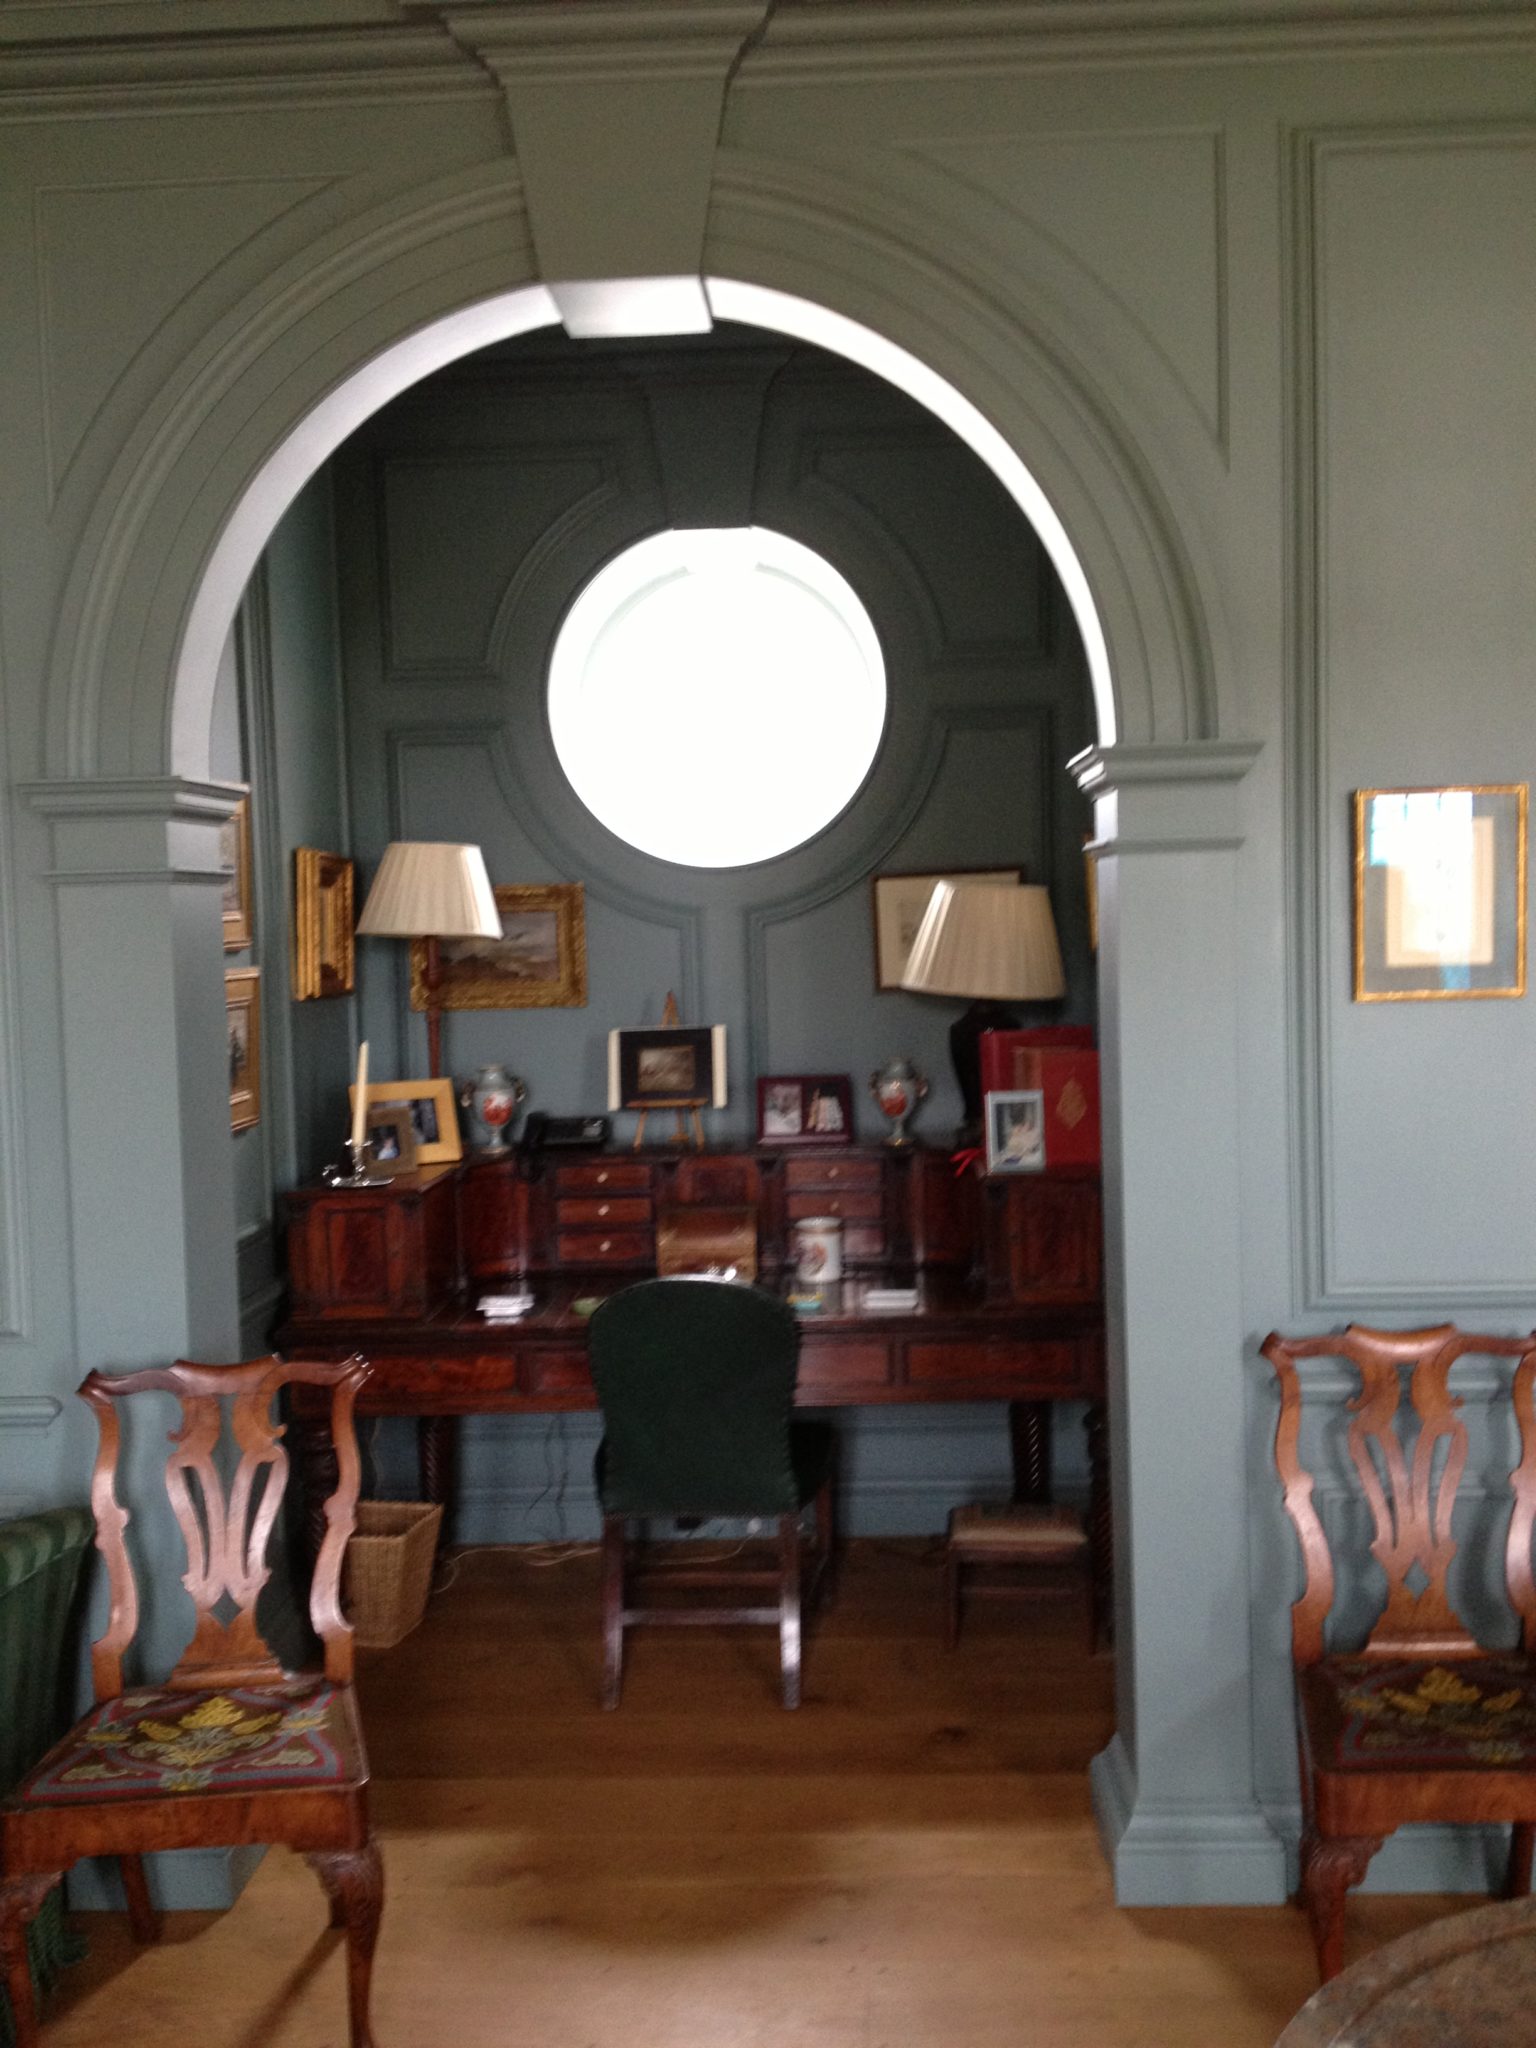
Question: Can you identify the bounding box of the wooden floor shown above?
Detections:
[43,1539,1483,2047]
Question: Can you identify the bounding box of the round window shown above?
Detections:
[547,527,887,868]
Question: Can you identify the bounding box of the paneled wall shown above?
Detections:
[336,331,1096,1142]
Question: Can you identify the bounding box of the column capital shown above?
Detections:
[1070,740,1262,854]
[22,777,243,884]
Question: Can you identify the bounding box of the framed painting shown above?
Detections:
[756,1074,854,1147]
[411,882,586,1011]
[349,1077,462,1165]
[225,966,260,1131]
[871,867,1021,990]
[292,848,355,1000]
[607,1025,727,1111]
[220,794,253,952]
[1352,785,1527,1001]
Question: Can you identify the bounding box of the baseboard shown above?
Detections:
[1263,1798,1516,1896]
[1091,1734,1290,1905]
[67,1843,266,1912]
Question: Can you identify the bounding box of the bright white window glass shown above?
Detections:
[548,527,887,868]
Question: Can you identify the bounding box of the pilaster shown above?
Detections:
[1072,738,1287,1904]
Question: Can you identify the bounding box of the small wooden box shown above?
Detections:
[654,1204,758,1281]
[285,1165,461,1319]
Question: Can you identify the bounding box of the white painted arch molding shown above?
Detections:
[44,154,1217,783]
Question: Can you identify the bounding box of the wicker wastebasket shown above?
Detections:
[343,1500,443,1649]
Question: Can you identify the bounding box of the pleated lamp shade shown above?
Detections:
[355,842,501,939]
[900,882,1066,1001]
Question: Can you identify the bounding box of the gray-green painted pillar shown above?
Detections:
[1073,741,1287,1906]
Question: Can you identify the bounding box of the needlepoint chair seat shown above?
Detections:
[1262,1322,1536,1986]
[0,1354,382,2048]
[588,1278,836,1711]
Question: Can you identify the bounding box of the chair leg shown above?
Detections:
[307,1840,384,2048]
[601,1513,626,1711]
[778,1512,802,1710]
[120,1852,161,1943]
[1299,1830,1383,1982]
[812,1472,837,1608]
[1507,1821,1535,1898]
[0,1872,64,2048]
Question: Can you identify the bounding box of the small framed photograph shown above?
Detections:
[292,848,355,1000]
[985,1088,1045,1175]
[220,794,253,952]
[364,1104,418,1173]
[412,882,587,1012]
[1353,785,1527,1001]
[608,1025,727,1110]
[225,966,261,1131]
[349,1077,462,1164]
[756,1074,854,1147]
[872,867,1021,989]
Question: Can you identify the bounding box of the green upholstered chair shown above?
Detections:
[0,1509,93,2048]
[588,1278,836,1709]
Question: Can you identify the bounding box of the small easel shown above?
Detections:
[632,992,707,1151]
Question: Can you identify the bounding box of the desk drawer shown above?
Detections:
[908,1339,1083,1391]
[797,1341,893,1393]
[524,1348,594,1396]
[786,1191,882,1224]
[556,1197,651,1227]
[555,1228,652,1266]
[784,1156,881,1192]
[554,1161,652,1195]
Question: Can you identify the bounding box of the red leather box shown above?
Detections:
[980,1031,1101,1167]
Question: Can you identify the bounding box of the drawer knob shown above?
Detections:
[600,1238,612,1252]
[597,1170,609,1184]
[598,1203,610,1217]
[828,1166,841,1180]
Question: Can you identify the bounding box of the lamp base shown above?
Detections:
[950,998,1069,1132]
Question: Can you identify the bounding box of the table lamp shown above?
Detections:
[900,880,1066,1136]
[355,840,501,1077]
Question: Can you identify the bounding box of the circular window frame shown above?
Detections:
[547,526,888,870]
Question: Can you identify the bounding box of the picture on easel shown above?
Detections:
[607,996,726,1149]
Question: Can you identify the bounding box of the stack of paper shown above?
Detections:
[863,1286,919,1312]
[478,1291,533,1320]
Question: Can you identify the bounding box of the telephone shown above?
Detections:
[522,1112,610,1152]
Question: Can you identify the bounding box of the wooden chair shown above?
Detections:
[1262,1322,1536,1982]
[0,1355,381,2048]
[588,1278,835,1710]
[942,1502,1092,1650]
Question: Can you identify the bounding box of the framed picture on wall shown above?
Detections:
[756,1074,855,1146]
[220,794,252,952]
[225,967,261,1131]
[1352,784,1527,1001]
[411,882,587,1011]
[349,1078,461,1164]
[871,867,1021,989]
[292,848,355,1000]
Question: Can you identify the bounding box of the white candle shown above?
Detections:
[350,1040,369,1150]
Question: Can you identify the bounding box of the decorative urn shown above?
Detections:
[869,1056,928,1148]
[461,1063,527,1153]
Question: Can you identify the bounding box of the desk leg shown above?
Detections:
[418,1417,458,1537]
[1084,1399,1112,1649]
[1007,1401,1053,1504]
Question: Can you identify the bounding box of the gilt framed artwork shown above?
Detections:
[410,882,586,1011]
[1352,785,1527,1001]
[220,795,253,952]
[292,848,355,1000]
[225,967,261,1131]
[871,867,1021,989]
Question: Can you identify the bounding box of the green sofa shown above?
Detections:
[0,1507,94,2047]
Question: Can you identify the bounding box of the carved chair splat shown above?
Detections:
[1263,1323,1536,1984]
[0,1354,381,2048]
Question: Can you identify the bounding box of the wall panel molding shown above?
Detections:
[1288,123,1536,1313]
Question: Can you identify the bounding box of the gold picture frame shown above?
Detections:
[410,882,587,1012]
[292,848,355,1000]
[220,794,252,952]
[349,1077,461,1165]
[1352,784,1527,1002]
[226,966,261,1131]
[871,868,1021,990]
[363,1103,418,1174]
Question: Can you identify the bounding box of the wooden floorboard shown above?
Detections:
[42,1539,1487,2046]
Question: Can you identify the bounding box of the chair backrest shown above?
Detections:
[588,1279,801,1517]
[1261,1323,1536,1668]
[79,1353,370,1699]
